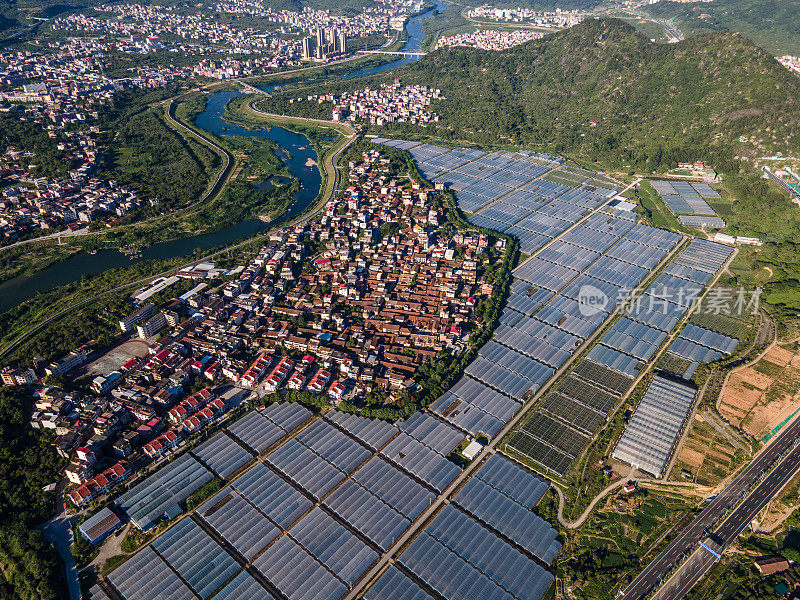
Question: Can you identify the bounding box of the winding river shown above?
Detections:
[0,0,448,314]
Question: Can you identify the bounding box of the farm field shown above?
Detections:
[718,345,800,440]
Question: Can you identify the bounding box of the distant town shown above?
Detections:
[436,29,544,51]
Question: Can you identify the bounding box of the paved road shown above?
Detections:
[0,226,91,253]
[0,95,232,256]
[619,413,800,600]
[653,438,800,600]
[0,113,354,362]
[40,513,81,600]
[343,179,670,600]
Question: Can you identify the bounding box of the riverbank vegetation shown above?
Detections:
[0,98,352,365]
[0,90,306,284]
[98,88,221,213]
[0,48,392,280]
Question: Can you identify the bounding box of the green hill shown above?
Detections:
[257,17,800,322]
[646,0,800,56]
[391,18,800,173]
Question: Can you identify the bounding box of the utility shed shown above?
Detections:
[79,507,121,545]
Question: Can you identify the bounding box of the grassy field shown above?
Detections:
[626,180,685,232]
[670,416,748,486]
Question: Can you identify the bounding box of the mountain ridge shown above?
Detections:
[389,18,800,172]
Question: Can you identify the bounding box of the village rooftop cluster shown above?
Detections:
[215,1,394,40]
[0,41,177,243]
[301,80,443,125]
[0,0,376,245]
[466,5,588,27]
[54,7,302,64]
[778,55,800,75]
[435,29,545,51]
[3,147,499,511]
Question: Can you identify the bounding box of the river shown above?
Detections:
[0,0,448,314]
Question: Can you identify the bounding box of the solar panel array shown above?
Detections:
[429,376,521,437]
[113,402,561,600]
[363,566,434,600]
[226,410,285,454]
[651,180,718,216]
[253,535,348,600]
[398,412,466,455]
[197,486,280,560]
[192,432,253,478]
[107,546,197,600]
[152,517,239,599]
[117,453,214,531]
[213,572,274,600]
[453,476,561,564]
[678,215,726,228]
[509,238,734,477]
[466,341,555,402]
[474,453,549,510]
[371,138,608,254]
[612,376,697,477]
[424,504,555,600]
[663,319,738,378]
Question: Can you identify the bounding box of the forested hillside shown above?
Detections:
[258,17,800,320]
[263,18,800,173]
[0,387,65,600]
[396,18,800,172]
[647,0,800,56]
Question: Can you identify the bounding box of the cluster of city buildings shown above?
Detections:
[4,147,496,510]
[0,170,142,242]
[0,41,175,242]
[53,6,300,59]
[301,28,348,61]
[466,5,588,27]
[436,29,545,51]
[21,337,237,508]
[216,2,393,40]
[778,55,800,75]
[306,81,442,125]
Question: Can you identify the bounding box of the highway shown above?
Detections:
[618,413,800,600]
[763,166,800,202]
[653,437,800,600]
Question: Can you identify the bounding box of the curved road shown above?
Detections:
[0,110,355,361]
[0,95,233,255]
